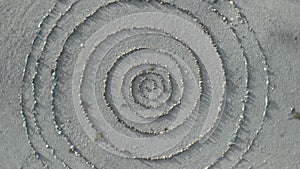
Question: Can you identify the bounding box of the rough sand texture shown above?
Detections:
[0,0,299,168]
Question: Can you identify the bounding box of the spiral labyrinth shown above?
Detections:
[20,0,270,168]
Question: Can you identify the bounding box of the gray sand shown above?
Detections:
[0,0,299,168]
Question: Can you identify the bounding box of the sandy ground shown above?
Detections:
[0,0,299,168]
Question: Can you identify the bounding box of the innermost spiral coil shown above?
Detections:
[106,49,183,120]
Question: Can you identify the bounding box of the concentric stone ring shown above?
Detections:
[20,0,269,168]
